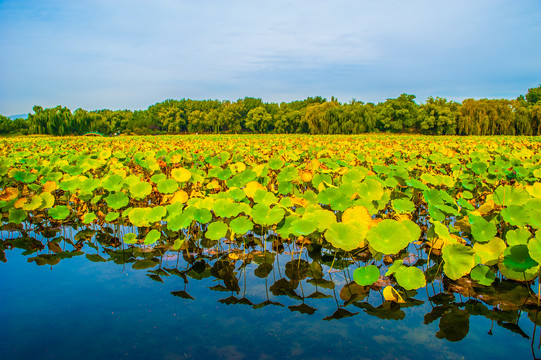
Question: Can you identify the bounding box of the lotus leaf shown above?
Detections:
[502,244,538,272]
[506,228,531,246]
[128,207,151,227]
[9,208,27,224]
[229,216,253,235]
[473,237,506,266]
[206,221,229,240]
[471,217,497,243]
[106,191,129,210]
[130,181,152,199]
[442,243,475,280]
[101,174,124,192]
[385,260,403,276]
[382,286,405,303]
[251,203,285,226]
[353,265,380,286]
[144,229,161,245]
[325,222,366,251]
[105,212,120,222]
[395,266,426,290]
[493,185,530,207]
[48,205,70,220]
[171,167,191,182]
[157,178,178,194]
[291,217,319,236]
[123,233,137,244]
[366,219,411,255]
[470,265,495,286]
[83,212,97,224]
[501,205,530,227]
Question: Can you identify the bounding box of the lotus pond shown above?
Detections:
[1,134,541,359]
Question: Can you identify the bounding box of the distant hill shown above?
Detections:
[8,114,28,120]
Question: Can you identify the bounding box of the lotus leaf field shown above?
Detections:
[1,134,541,352]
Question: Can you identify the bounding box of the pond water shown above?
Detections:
[1,225,539,360]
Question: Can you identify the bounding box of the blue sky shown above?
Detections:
[1,0,540,116]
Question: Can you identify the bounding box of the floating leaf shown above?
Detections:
[470,265,495,286]
[144,229,161,245]
[353,265,380,286]
[382,286,405,303]
[395,266,426,290]
[48,206,70,220]
[366,219,411,255]
[442,243,475,280]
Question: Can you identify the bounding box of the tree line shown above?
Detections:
[1,85,540,136]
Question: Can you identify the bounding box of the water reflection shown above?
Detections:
[2,222,541,359]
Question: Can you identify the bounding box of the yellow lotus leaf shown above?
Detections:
[301,171,313,182]
[342,206,374,229]
[252,164,265,177]
[42,181,57,193]
[171,167,191,182]
[206,180,220,190]
[382,286,405,303]
[170,190,189,204]
[14,197,28,209]
[0,187,19,201]
[526,182,541,198]
[477,199,495,214]
[171,154,183,163]
[244,181,265,199]
[291,196,308,207]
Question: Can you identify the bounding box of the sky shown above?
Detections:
[1,0,540,116]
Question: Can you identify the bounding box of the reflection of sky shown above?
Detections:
[1,238,537,360]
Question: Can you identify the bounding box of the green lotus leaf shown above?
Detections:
[123,233,138,244]
[385,260,403,276]
[229,216,253,235]
[291,217,319,236]
[470,265,495,286]
[130,181,153,199]
[493,185,530,207]
[342,167,368,185]
[13,170,35,183]
[498,256,539,281]
[150,173,167,184]
[79,178,101,194]
[172,239,185,251]
[48,205,70,220]
[253,189,279,207]
[501,205,530,227]
[358,179,384,202]
[471,217,497,243]
[59,179,78,192]
[473,237,506,266]
[366,219,411,255]
[157,178,178,194]
[506,227,531,246]
[423,189,443,206]
[353,265,380,286]
[395,266,426,290]
[106,191,129,210]
[251,203,285,226]
[325,222,365,252]
[392,198,415,213]
[213,198,241,218]
[527,230,541,265]
[9,208,27,224]
[105,212,120,222]
[401,219,421,243]
[144,229,161,245]
[276,166,298,182]
[128,207,151,227]
[193,207,212,224]
[101,174,124,192]
[147,206,166,223]
[502,244,538,272]
[442,243,475,280]
[83,212,97,224]
[167,213,192,231]
[268,157,284,170]
[302,209,336,232]
[206,221,229,240]
[470,162,488,175]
